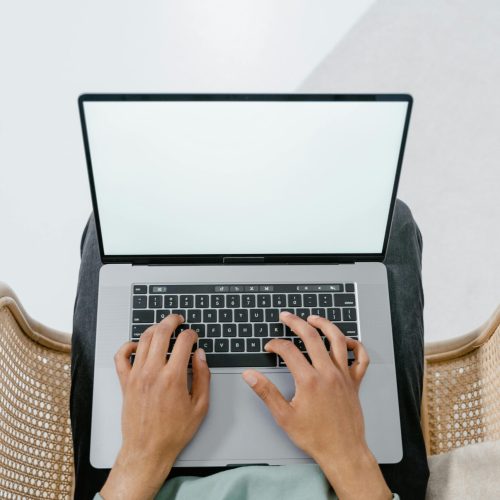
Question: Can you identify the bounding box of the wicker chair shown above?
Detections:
[0,283,73,499]
[0,281,498,498]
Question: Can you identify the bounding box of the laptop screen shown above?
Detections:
[80,95,411,260]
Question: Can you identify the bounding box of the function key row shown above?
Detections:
[133,283,355,294]
[133,293,356,310]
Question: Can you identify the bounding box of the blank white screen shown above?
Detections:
[83,99,408,255]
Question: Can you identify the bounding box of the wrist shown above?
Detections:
[100,447,175,500]
[316,444,392,500]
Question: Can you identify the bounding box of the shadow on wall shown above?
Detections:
[299,0,500,341]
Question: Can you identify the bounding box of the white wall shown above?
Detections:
[0,1,374,333]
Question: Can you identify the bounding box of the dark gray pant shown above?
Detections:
[71,200,429,499]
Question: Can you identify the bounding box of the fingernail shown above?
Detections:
[178,314,184,322]
[242,371,258,387]
[280,311,292,317]
[308,315,320,319]
[197,348,206,362]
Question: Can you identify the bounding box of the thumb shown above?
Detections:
[242,370,290,425]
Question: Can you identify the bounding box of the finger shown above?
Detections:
[280,312,331,370]
[346,338,370,383]
[264,337,315,383]
[133,326,156,369]
[146,314,184,368]
[242,370,290,425]
[306,315,348,370]
[114,341,137,391]
[167,328,198,377]
[191,348,211,414]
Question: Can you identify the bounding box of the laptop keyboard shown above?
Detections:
[131,283,360,368]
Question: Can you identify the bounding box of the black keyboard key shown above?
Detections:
[326,308,341,321]
[279,352,311,366]
[265,309,279,322]
[172,309,187,319]
[335,322,358,336]
[270,323,284,336]
[207,324,221,337]
[288,294,302,307]
[257,294,271,307]
[345,283,355,292]
[319,294,333,307]
[334,294,356,307]
[205,353,276,368]
[188,309,202,323]
[242,295,256,307]
[191,324,206,337]
[219,309,233,322]
[156,309,171,322]
[133,285,147,294]
[234,309,249,322]
[195,295,210,308]
[215,339,229,352]
[133,310,154,323]
[293,338,306,352]
[238,324,253,337]
[304,294,317,307]
[254,323,268,337]
[272,294,287,307]
[211,295,225,308]
[180,295,194,308]
[262,338,272,350]
[231,338,245,352]
[175,324,190,335]
[132,324,152,338]
[244,285,259,292]
[250,309,264,322]
[203,309,218,322]
[296,308,311,320]
[343,308,357,321]
[280,308,294,315]
[133,296,147,308]
[311,307,326,318]
[149,295,163,308]
[246,338,261,352]
[285,325,294,336]
[223,324,237,337]
[199,338,213,352]
[226,294,240,308]
[164,295,178,308]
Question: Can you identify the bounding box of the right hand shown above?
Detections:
[242,312,392,500]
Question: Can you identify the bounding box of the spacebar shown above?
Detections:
[205,353,277,368]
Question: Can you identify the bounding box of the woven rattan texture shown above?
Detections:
[425,324,500,456]
[0,306,73,499]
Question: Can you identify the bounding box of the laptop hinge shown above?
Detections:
[223,256,265,264]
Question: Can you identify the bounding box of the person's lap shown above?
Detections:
[70,199,429,499]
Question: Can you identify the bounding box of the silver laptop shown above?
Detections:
[79,94,412,469]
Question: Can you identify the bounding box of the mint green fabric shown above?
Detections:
[94,464,399,499]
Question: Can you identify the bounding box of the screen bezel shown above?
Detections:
[78,93,413,264]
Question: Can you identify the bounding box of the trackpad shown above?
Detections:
[175,371,310,465]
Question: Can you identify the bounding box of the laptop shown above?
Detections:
[79,93,412,469]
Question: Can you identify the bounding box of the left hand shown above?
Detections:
[100,314,210,500]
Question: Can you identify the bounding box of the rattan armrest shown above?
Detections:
[422,305,500,456]
[0,281,71,351]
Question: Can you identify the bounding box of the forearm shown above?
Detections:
[316,446,392,500]
[100,448,173,500]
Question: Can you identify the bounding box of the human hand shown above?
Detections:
[242,312,391,500]
[100,314,210,500]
